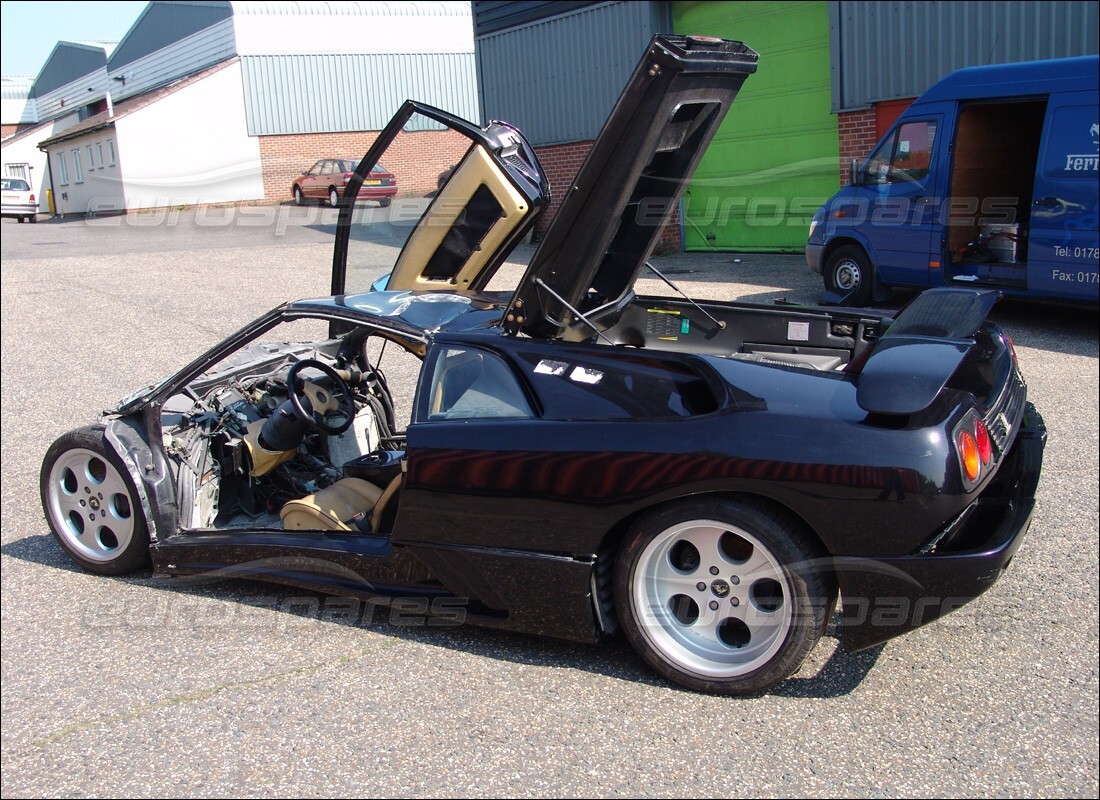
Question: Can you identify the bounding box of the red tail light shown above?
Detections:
[29,194,35,203]
[975,419,993,466]
[954,411,995,490]
[958,430,981,483]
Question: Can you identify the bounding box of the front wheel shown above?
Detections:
[41,426,151,575]
[614,496,830,695]
[824,245,873,306]
[293,186,305,206]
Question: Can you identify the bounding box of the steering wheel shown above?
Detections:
[287,359,355,435]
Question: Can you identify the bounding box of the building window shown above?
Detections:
[97,142,105,168]
[59,152,69,185]
[4,163,29,180]
[72,149,84,183]
[107,140,116,167]
[86,145,95,170]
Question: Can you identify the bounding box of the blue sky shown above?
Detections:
[1,1,147,77]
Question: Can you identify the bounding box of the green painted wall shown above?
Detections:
[672,1,839,251]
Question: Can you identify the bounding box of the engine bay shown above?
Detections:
[159,332,407,532]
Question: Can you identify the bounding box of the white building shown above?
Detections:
[31,1,478,216]
[39,59,262,214]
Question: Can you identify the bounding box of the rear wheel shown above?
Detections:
[28,214,36,223]
[614,496,830,695]
[41,426,150,575]
[825,245,873,306]
[328,187,340,208]
[378,197,392,208]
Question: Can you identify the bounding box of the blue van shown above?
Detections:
[807,55,1098,306]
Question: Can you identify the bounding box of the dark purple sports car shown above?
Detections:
[41,36,1045,695]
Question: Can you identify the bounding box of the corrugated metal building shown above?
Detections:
[475,1,666,145]
[19,0,479,215]
[832,0,1100,113]
[474,0,1099,251]
[1,76,37,138]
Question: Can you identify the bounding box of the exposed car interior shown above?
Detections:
[161,328,415,535]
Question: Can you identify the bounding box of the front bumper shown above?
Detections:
[806,243,824,274]
[835,403,1047,651]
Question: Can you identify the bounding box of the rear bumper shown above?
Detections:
[1,203,37,217]
[806,243,824,274]
[836,403,1046,651]
[358,186,398,199]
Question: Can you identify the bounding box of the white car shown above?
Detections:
[1,177,37,223]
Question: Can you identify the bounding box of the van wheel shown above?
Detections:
[825,245,873,306]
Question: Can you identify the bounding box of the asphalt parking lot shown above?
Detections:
[2,209,1097,797]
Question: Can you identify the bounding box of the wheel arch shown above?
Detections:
[103,413,177,543]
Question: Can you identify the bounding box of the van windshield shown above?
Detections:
[866,120,937,184]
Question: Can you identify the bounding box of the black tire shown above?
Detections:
[378,197,392,208]
[328,187,340,208]
[824,244,873,306]
[293,186,305,206]
[28,214,36,223]
[614,496,830,696]
[40,426,151,575]
[17,216,25,223]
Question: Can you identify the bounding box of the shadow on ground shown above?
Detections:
[4,531,881,700]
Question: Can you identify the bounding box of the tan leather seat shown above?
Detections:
[280,475,401,532]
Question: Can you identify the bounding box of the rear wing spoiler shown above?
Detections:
[856,288,1001,415]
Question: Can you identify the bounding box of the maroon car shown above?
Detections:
[292,159,397,208]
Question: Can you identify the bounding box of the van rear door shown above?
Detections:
[1026,92,1100,303]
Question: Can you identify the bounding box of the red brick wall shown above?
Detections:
[257,129,470,202]
[837,109,878,186]
[533,139,682,253]
[533,140,593,237]
[1,123,36,141]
